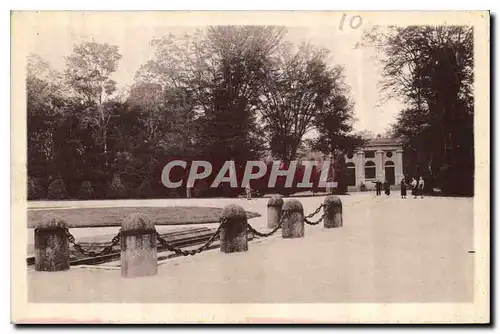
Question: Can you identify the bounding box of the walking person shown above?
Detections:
[418,176,425,199]
[384,179,390,196]
[400,178,407,199]
[372,179,381,196]
[245,183,252,200]
[411,177,417,198]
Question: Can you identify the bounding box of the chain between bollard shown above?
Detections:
[304,203,331,226]
[247,210,289,238]
[304,203,324,219]
[63,227,121,257]
[55,202,332,259]
[156,218,226,256]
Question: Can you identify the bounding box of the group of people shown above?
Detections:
[373,176,425,199]
[373,179,392,196]
[400,176,425,199]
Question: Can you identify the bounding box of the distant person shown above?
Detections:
[400,178,407,199]
[418,176,425,199]
[245,184,252,200]
[384,180,390,196]
[373,179,382,196]
[411,177,417,198]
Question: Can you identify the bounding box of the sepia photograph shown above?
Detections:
[10,10,490,324]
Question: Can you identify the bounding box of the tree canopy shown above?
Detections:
[27,26,417,199]
[362,25,474,195]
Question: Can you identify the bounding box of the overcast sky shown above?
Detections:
[26,15,405,135]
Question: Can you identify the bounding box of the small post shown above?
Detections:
[220,204,248,253]
[34,215,70,272]
[121,213,157,278]
[282,199,304,238]
[324,195,343,228]
[267,195,284,229]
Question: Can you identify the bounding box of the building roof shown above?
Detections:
[366,138,402,146]
[355,137,403,150]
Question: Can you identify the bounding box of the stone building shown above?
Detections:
[345,138,404,188]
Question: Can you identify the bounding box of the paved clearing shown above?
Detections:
[27,193,474,303]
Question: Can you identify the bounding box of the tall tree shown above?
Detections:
[310,94,364,154]
[136,26,286,166]
[363,26,474,195]
[64,42,123,170]
[259,43,349,162]
[127,82,164,141]
[125,83,198,197]
[27,53,68,192]
[308,94,364,193]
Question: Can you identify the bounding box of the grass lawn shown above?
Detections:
[27,206,261,229]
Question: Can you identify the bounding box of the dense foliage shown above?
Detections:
[27,25,473,199]
[363,26,474,195]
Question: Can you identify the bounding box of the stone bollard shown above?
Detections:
[282,199,304,239]
[220,204,248,253]
[34,215,70,272]
[323,195,343,228]
[267,195,284,229]
[121,213,157,278]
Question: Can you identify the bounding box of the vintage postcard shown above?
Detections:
[10,10,490,324]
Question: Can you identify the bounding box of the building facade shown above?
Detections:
[345,138,404,188]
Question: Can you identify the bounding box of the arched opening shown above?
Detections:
[346,162,356,186]
[364,161,376,179]
[385,161,395,185]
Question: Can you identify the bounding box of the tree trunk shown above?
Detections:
[103,127,108,168]
[99,103,108,169]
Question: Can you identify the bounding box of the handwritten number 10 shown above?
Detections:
[339,14,363,30]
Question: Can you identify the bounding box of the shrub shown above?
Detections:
[77,181,94,200]
[164,188,182,199]
[193,179,209,197]
[137,179,152,198]
[107,174,126,199]
[27,177,44,200]
[47,177,68,200]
